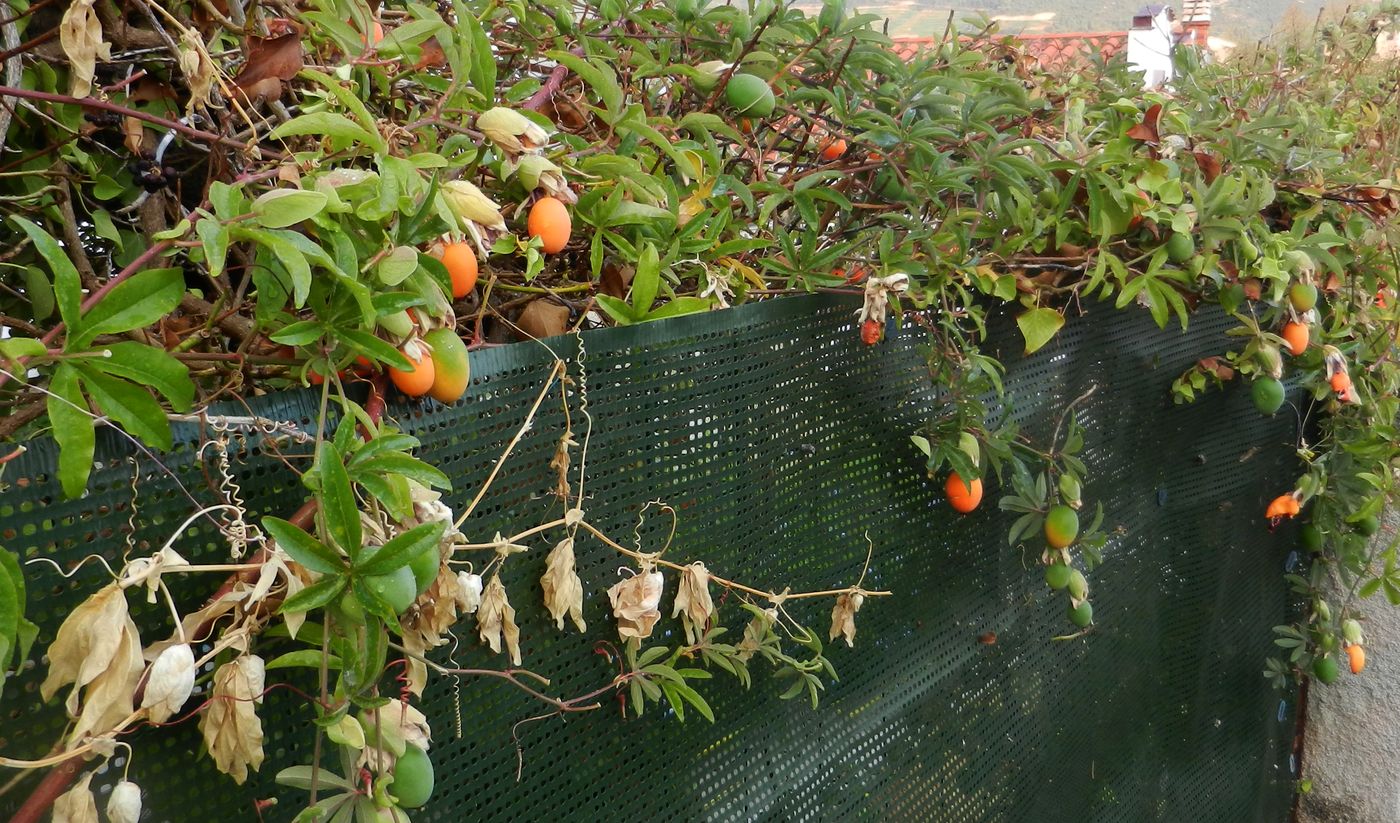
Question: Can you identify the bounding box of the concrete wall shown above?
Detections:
[1298,516,1400,822]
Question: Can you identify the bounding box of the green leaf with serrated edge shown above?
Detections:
[47,364,94,498]
[85,342,193,411]
[69,268,184,350]
[12,217,82,337]
[75,366,172,450]
[354,521,445,577]
[279,575,347,614]
[263,517,346,574]
[317,442,362,557]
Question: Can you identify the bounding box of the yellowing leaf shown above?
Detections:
[541,538,586,633]
[200,655,265,784]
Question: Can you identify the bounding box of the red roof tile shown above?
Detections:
[893,31,1130,71]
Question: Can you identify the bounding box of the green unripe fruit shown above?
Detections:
[1068,570,1089,602]
[1313,655,1340,684]
[1166,232,1195,263]
[1354,515,1381,537]
[336,590,365,625]
[1300,523,1324,554]
[409,546,442,596]
[1289,283,1319,312]
[366,566,418,614]
[1251,378,1285,416]
[392,744,435,808]
[1068,601,1093,628]
[673,0,697,22]
[1045,563,1072,590]
[1343,619,1364,645]
[1044,505,1080,549]
[1316,600,1332,622]
[725,74,775,118]
[377,310,415,340]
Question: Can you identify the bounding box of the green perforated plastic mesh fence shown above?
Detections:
[1,294,1300,822]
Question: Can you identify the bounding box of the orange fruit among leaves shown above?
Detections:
[1280,322,1308,356]
[820,138,847,161]
[527,196,571,254]
[439,242,479,298]
[1347,643,1366,674]
[423,328,470,404]
[390,342,435,397]
[1265,494,1301,520]
[1330,371,1352,393]
[860,319,882,345]
[946,473,983,513]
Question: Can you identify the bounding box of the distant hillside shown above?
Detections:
[850,0,1356,45]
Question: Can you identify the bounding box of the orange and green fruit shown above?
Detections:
[392,744,435,808]
[1252,377,1285,415]
[439,242,479,298]
[1347,644,1366,674]
[1068,601,1093,628]
[389,344,435,397]
[820,138,847,161]
[725,73,776,117]
[1280,322,1309,356]
[1044,505,1080,548]
[1165,232,1194,263]
[1313,655,1340,684]
[527,196,572,254]
[423,328,469,404]
[1353,515,1380,537]
[946,473,982,513]
[1045,563,1072,590]
[1289,283,1318,312]
[366,566,418,614]
[1300,523,1324,553]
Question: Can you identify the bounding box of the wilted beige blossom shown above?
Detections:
[736,607,776,662]
[200,655,265,784]
[477,573,522,665]
[478,106,551,154]
[455,571,483,613]
[358,701,432,771]
[828,591,865,648]
[52,770,98,823]
[141,643,196,723]
[106,780,142,823]
[400,568,468,694]
[41,583,145,743]
[441,180,507,255]
[607,570,665,640]
[541,538,586,632]
[508,155,575,204]
[672,562,715,644]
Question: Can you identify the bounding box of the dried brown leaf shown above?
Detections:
[736,607,775,662]
[828,591,865,648]
[477,573,521,665]
[122,117,146,155]
[52,770,98,823]
[232,26,304,101]
[541,538,586,633]
[607,570,664,641]
[59,0,111,98]
[200,655,265,784]
[179,30,216,113]
[549,429,577,500]
[515,299,570,341]
[671,562,714,644]
[400,565,466,693]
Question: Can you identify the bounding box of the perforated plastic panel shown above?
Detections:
[0,295,1298,822]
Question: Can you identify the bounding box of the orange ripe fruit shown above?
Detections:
[1347,644,1366,674]
[820,138,847,161]
[946,472,983,513]
[1280,322,1308,356]
[390,343,435,397]
[1330,371,1352,393]
[440,242,479,298]
[527,196,571,254]
[860,319,881,345]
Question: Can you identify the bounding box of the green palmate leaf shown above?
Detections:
[251,189,329,229]
[1016,308,1065,355]
[69,268,184,350]
[85,342,193,411]
[75,366,172,450]
[279,574,348,614]
[317,442,362,557]
[354,521,445,576]
[263,516,346,574]
[46,364,94,498]
[12,216,82,335]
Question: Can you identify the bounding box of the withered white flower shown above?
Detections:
[607,569,665,640]
[857,272,911,327]
[477,573,521,665]
[200,655,266,784]
[671,562,715,644]
[541,538,586,632]
[106,780,142,823]
[120,547,189,603]
[736,607,777,662]
[41,583,130,709]
[478,106,551,154]
[441,180,507,256]
[828,591,865,648]
[455,571,483,614]
[52,770,98,823]
[141,643,196,723]
[507,155,575,203]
